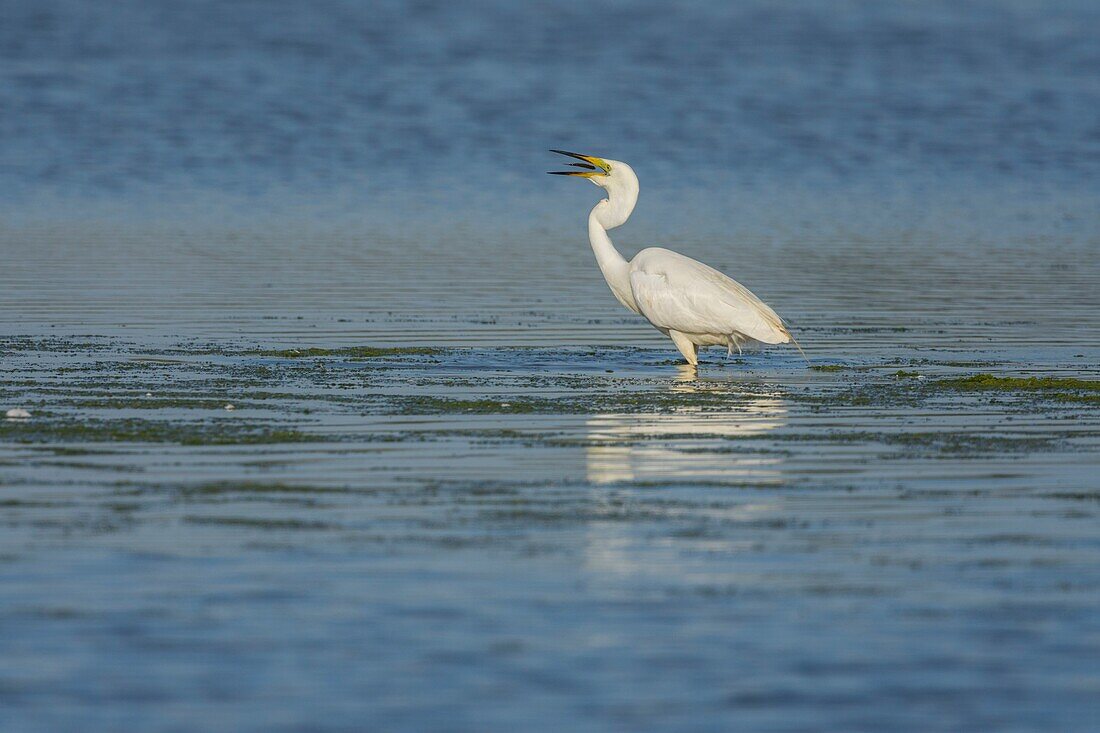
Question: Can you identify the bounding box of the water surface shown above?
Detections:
[1,1,1098,731]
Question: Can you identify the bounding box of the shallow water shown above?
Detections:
[2,1,1100,732]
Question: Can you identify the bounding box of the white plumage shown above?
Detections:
[549,150,794,366]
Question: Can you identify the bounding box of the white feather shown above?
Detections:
[629,248,790,345]
[553,151,796,365]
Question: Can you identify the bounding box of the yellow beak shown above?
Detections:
[547,149,611,177]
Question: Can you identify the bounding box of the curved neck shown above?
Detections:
[593,178,638,231]
[588,187,639,313]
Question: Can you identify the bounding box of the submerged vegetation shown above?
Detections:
[2,339,1096,455]
[0,417,320,445]
[931,373,1099,404]
[254,346,442,359]
[388,389,784,415]
[183,516,334,530]
[934,374,1099,393]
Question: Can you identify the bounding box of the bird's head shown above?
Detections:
[548,149,637,196]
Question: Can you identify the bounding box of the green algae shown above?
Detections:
[1053,393,1100,405]
[0,418,321,446]
[0,499,73,508]
[255,346,441,359]
[1048,491,1100,502]
[389,389,783,415]
[183,516,334,530]
[395,396,547,414]
[934,374,1100,393]
[755,430,1058,455]
[43,397,259,410]
[875,431,1056,454]
[0,338,113,354]
[930,374,1100,407]
[33,446,104,456]
[175,481,353,496]
[794,368,1100,411]
[4,341,1094,467]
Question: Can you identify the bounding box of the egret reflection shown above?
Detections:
[585,367,788,484]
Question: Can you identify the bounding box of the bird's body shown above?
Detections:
[550,150,793,366]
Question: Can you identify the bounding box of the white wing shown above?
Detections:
[628,248,790,344]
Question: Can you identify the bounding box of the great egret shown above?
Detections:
[549,149,797,366]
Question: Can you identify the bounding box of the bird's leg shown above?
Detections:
[669,330,698,366]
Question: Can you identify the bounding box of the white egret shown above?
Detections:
[549,150,799,366]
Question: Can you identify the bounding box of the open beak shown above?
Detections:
[547,149,611,177]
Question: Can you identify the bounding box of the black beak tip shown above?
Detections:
[550,148,587,161]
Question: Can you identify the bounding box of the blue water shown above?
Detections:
[1,2,1099,731]
[3,0,1099,206]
